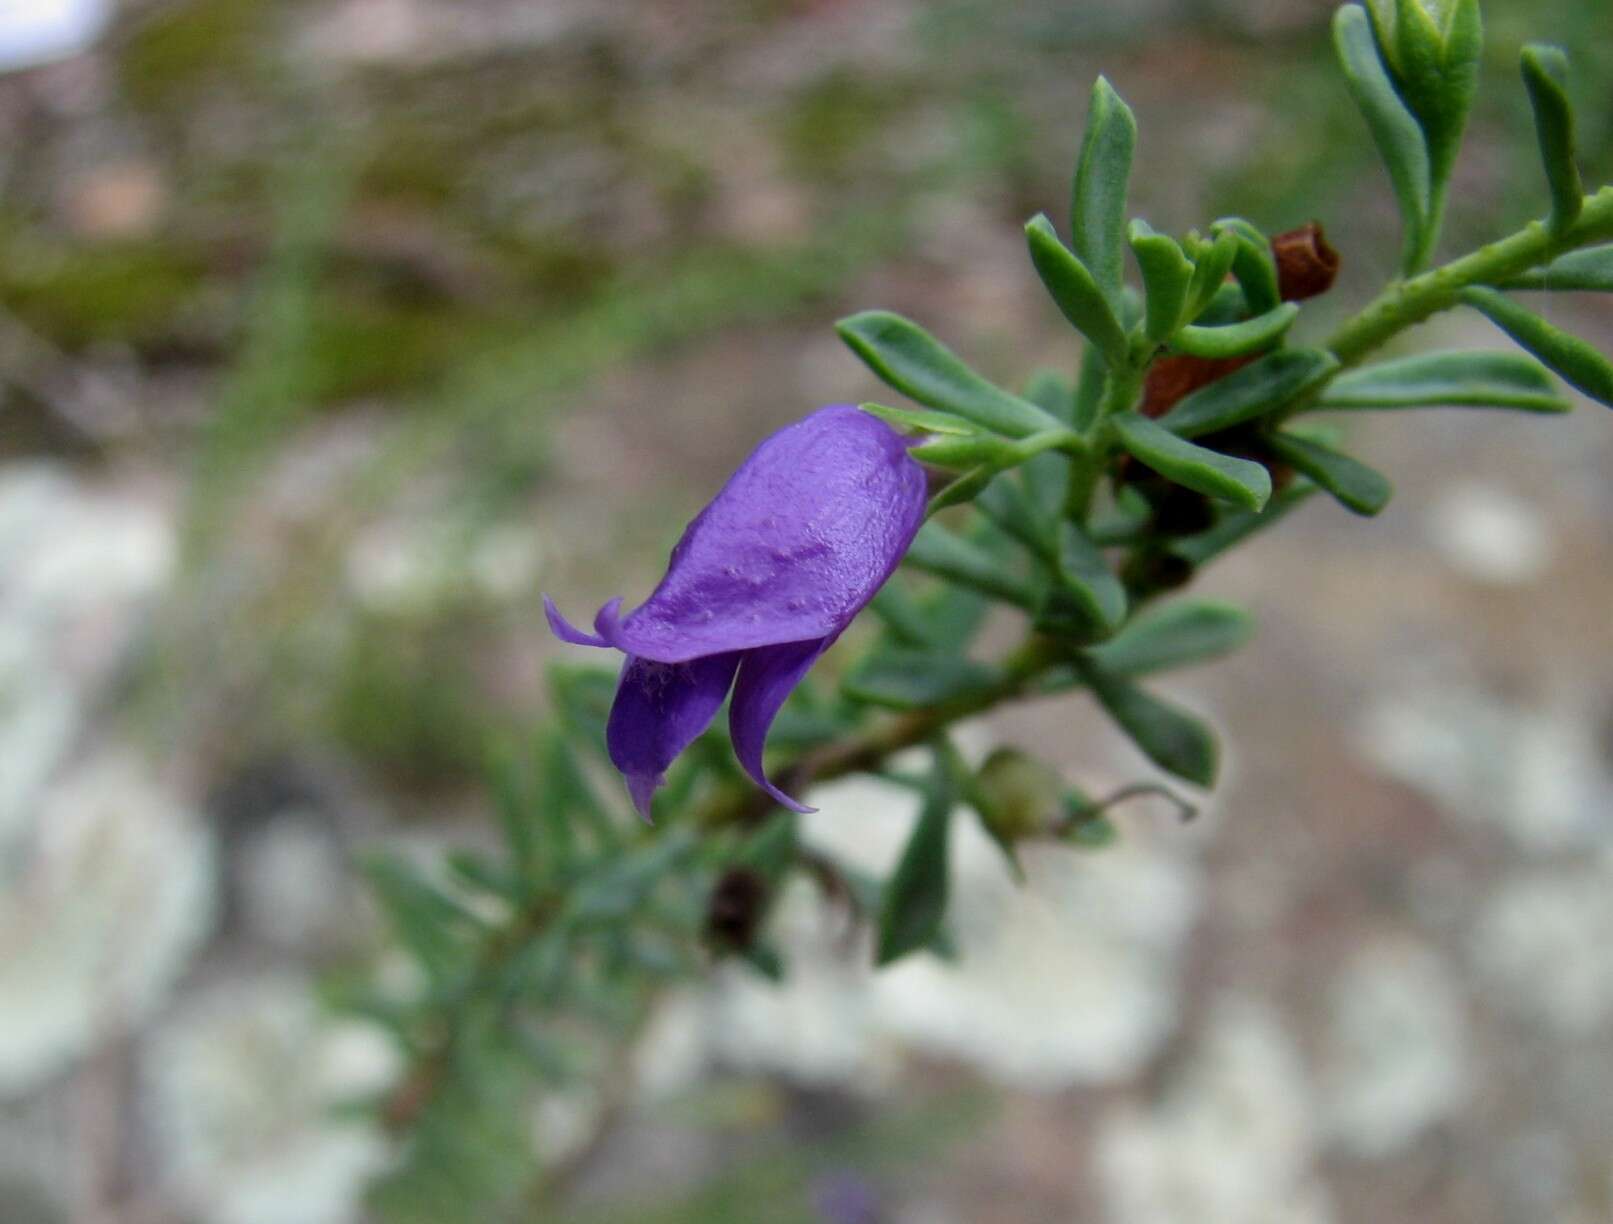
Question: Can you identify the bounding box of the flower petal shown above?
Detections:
[603,406,927,663]
[606,650,741,820]
[544,594,616,648]
[729,638,831,815]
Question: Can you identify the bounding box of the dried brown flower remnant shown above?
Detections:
[706,867,769,951]
[1140,354,1255,419]
[1273,222,1341,302]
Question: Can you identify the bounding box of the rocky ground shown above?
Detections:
[0,1,1610,1222]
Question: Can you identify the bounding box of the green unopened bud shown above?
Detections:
[1367,0,1482,188]
[972,749,1065,845]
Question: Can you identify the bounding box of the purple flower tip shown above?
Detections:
[545,405,926,819]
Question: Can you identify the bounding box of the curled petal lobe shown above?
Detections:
[605,652,741,820]
[544,594,613,648]
[606,405,927,663]
[729,638,832,815]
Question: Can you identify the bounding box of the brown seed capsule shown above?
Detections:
[1272,222,1340,303]
[705,867,769,951]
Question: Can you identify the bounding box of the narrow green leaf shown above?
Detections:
[1026,214,1129,365]
[868,582,940,648]
[1500,245,1613,292]
[736,810,798,885]
[1171,302,1301,360]
[977,474,1053,557]
[1070,76,1137,306]
[1184,230,1240,323]
[365,855,480,980]
[1159,348,1338,437]
[1334,3,1431,272]
[1461,286,1613,407]
[1211,217,1281,316]
[1054,522,1127,634]
[837,311,1061,438]
[1072,337,1109,431]
[1172,483,1318,567]
[1023,369,1074,419]
[927,466,996,513]
[1086,599,1256,677]
[919,585,992,652]
[860,402,978,435]
[540,732,617,853]
[1018,373,1072,514]
[487,741,540,879]
[1521,44,1583,232]
[904,521,1038,608]
[1111,412,1271,509]
[844,650,1004,711]
[1265,432,1393,516]
[1129,219,1194,344]
[877,758,954,966]
[1317,349,1570,413]
[1084,667,1219,787]
[910,431,1016,471]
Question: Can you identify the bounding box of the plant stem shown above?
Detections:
[1326,187,1613,366]
[1063,363,1142,521]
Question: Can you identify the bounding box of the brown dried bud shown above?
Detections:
[1139,354,1256,419]
[705,867,768,951]
[1272,222,1340,303]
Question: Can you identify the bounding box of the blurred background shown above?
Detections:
[1,0,1611,1221]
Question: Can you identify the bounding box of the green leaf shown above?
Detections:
[909,430,1016,471]
[1461,286,1613,407]
[1111,411,1272,510]
[1083,667,1219,787]
[977,474,1053,556]
[736,810,798,885]
[903,521,1039,608]
[1070,75,1137,307]
[1053,522,1127,635]
[860,402,978,435]
[1184,230,1240,323]
[1159,348,1337,437]
[922,586,992,652]
[1211,217,1281,316]
[1500,245,1613,292]
[365,855,481,981]
[1129,219,1195,344]
[927,465,997,513]
[1026,214,1129,365]
[487,740,541,880]
[1072,336,1109,431]
[868,582,941,648]
[1171,302,1300,360]
[877,757,954,966]
[539,732,617,853]
[1521,44,1583,232]
[1086,599,1256,677]
[1317,349,1571,413]
[1172,483,1319,567]
[844,649,1004,711]
[1023,369,1074,419]
[1334,3,1431,272]
[837,311,1061,438]
[1019,374,1072,514]
[1265,431,1393,516]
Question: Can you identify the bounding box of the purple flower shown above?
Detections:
[545,404,927,819]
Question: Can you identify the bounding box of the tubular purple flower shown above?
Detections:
[545,404,928,819]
